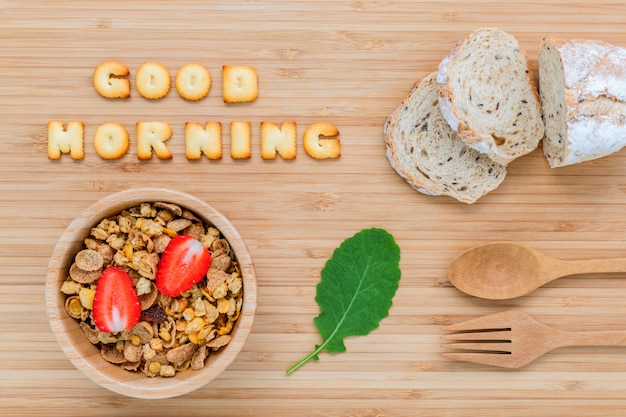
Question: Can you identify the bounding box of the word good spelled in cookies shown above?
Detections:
[48,61,340,161]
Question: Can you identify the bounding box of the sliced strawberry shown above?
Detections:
[93,266,141,333]
[156,235,211,297]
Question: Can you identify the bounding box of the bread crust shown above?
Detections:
[540,37,626,167]
[437,28,544,165]
[384,73,507,204]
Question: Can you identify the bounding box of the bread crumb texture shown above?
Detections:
[385,73,507,204]
[437,28,544,165]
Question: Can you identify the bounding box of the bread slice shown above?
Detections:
[539,37,626,168]
[437,28,544,165]
[384,73,507,204]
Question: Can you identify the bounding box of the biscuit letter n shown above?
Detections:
[304,122,340,159]
[136,122,173,160]
[261,121,297,160]
[47,121,84,160]
[185,122,222,160]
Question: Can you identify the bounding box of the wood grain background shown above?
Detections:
[3,0,626,415]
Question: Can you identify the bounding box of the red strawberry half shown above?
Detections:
[93,266,141,333]
[156,235,212,297]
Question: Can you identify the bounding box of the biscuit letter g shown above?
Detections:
[47,121,84,160]
[93,61,131,99]
[304,122,340,159]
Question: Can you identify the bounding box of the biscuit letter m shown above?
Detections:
[47,121,84,160]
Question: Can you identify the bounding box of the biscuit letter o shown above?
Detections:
[176,64,211,101]
[136,62,171,99]
[94,123,129,160]
[304,122,340,159]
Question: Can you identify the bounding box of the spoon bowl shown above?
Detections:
[448,242,626,300]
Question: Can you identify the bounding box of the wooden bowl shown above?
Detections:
[45,188,256,399]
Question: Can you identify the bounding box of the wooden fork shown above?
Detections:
[441,310,626,368]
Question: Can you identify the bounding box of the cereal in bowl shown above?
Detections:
[60,201,244,377]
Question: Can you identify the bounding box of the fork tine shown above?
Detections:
[442,352,518,368]
[443,311,514,332]
[441,330,511,341]
[441,341,511,352]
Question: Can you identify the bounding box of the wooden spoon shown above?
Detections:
[447,242,626,300]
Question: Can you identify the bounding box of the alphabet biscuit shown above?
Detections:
[136,62,170,99]
[94,123,129,160]
[176,64,211,101]
[48,121,84,160]
[261,121,296,160]
[136,122,173,160]
[93,61,131,99]
[304,122,341,159]
[223,65,258,103]
[230,122,251,159]
[185,122,222,160]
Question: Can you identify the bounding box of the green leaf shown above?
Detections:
[286,228,401,375]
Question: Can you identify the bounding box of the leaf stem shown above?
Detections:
[285,344,325,375]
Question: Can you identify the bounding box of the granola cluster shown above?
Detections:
[60,201,243,377]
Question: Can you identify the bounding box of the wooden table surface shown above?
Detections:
[4,0,626,415]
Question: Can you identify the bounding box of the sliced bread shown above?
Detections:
[437,28,545,165]
[384,72,507,204]
[539,37,626,168]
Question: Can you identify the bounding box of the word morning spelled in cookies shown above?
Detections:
[49,61,340,161]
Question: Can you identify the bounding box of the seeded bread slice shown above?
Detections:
[384,73,507,204]
[437,28,545,165]
[539,37,626,168]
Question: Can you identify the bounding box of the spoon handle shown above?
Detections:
[560,257,626,276]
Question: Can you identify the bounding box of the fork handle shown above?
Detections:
[556,330,626,347]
